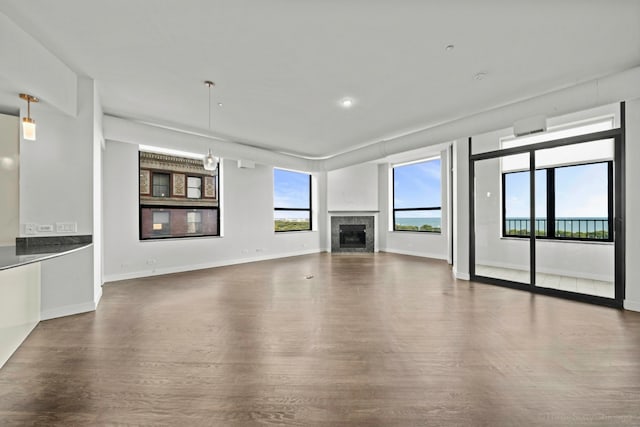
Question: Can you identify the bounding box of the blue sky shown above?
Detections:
[274,169,310,219]
[504,170,546,218]
[505,163,608,218]
[394,159,441,209]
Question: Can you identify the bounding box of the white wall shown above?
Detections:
[327,163,378,211]
[19,79,94,236]
[18,77,100,318]
[378,149,450,260]
[40,246,94,320]
[0,113,19,245]
[317,172,329,251]
[93,85,104,305]
[452,139,470,279]
[0,11,77,116]
[103,141,325,281]
[325,163,383,253]
[0,11,101,319]
[625,98,640,311]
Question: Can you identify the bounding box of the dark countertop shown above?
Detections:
[0,240,92,271]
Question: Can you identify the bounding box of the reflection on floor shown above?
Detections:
[475,265,614,299]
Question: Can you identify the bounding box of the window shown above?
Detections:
[392,158,441,232]
[187,211,202,234]
[503,161,612,241]
[139,151,219,240]
[273,168,311,232]
[152,173,170,197]
[152,211,171,235]
[555,162,611,240]
[503,170,547,237]
[187,176,202,199]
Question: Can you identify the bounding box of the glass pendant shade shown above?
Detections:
[22,117,36,141]
[203,149,218,171]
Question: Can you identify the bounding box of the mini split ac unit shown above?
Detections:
[513,115,547,137]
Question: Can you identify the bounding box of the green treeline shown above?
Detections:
[274,220,310,232]
[507,229,608,239]
[395,224,441,232]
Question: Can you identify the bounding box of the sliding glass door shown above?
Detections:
[470,119,624,307]
[534,140,615,299]
[474,153,530,285]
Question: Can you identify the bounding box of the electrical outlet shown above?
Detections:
[24,223,36,235]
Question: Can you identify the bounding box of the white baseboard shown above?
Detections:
[104,249,322,283]
[94,284,103,307]
[381,248,447,260]
[624,299,640,312]
[453,269,470,280]
[41,301,97,321]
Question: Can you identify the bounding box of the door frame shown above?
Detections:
[469,103,625,308]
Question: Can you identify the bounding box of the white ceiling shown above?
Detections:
[1,0,639,159]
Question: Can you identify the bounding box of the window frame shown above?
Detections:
[139,151,221,241]
[392,158,442,233]
[152,172,171,198]
[151,210,171,236]
[186,210,203,234]
[186,176,202,199]
[273,168,312,233]
[502,160,613,242]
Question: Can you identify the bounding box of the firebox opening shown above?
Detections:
[339,224,366,248]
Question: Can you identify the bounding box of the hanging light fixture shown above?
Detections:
[203,148,217,171]
[19,93,39,141]
[202,81,219,171]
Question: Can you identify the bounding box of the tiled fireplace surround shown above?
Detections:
[329,213,377,253]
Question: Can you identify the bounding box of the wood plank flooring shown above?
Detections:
[1,252,640,426]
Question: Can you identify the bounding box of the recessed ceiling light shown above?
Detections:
[445,44,455,51]
[340,97,355,108]
[474,72,487,80]
[217,102,223,107]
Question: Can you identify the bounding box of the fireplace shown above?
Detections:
[330,215,374,253]
[339,224,366,248]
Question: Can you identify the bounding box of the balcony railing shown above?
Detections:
[504,218,609,240]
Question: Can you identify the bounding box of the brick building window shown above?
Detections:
[139,150,219,240]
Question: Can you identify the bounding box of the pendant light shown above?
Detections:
[19,93,39,141]
[203,81,219,171]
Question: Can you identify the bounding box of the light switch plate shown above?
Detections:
[56,222,77,233]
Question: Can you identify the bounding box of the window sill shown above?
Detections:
[140,235,222,242]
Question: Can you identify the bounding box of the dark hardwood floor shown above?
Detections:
[1,252,640,426]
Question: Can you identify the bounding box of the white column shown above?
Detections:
[453,138,470,279]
